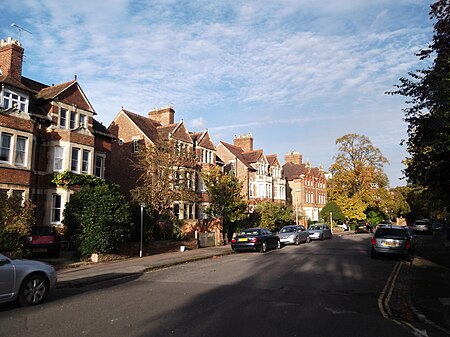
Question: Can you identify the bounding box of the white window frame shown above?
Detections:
[70,111,76,129]
[81,149,90,174]
[60,108,67,129]
[0,133,12,163]
[51,194,62,223]
[1,88,29,112]
[14,136,27,166]
[71,147,80,172]
[95,153,106,179]
[53,146,64,172]
[79,114,87,128]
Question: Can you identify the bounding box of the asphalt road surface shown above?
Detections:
[0,234,417,337]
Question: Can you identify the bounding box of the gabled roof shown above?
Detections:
[266,154,281,167]
[158,122,193,144]
[283,162,307,180]
[190,131,215,150]
[218,141,256,171]
[121,108,159,142]
[35,80,76,100]
[242,149,265,164]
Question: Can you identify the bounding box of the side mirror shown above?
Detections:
[0,258,11,266]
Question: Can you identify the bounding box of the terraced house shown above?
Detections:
[216,133,287,209]
[283,151,327,222]
[0,37,113,227]
[108,106,217,224]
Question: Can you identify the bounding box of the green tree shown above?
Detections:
[320,201,345,224]
[63,180,132,258]
[0,195,35,254]
[388,1,450,207]
[389,186,411,219]
[131,137,197,238]
[328,134,389,221]
[254,201,293,232]
[201,168,247,240]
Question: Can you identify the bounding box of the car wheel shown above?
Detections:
[259,242,267,253]
[18,273,49,306]
[276,240,281,249]
[294,236,300,245]
[306,236,311,243]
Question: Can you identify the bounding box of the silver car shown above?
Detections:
[278,225,311,245]
[412,220,432,235]
[308,224,333,240]
[0,253,57,306]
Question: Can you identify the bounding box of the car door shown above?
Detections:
[298,226,308,242]
[323,226,331,238]
[264,229,276,248]
[0,255,15,302]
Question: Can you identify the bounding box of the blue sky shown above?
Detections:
[1,0,433,187]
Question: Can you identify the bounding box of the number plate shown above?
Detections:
[382,240,399,247]
[238,238,248,242]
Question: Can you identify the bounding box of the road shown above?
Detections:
[0,234,416,337]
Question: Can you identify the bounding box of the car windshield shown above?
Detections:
[280,227,295,233]
[241,229,261,236]
[309,226,322,230]
[32,227,55,235]
[375,228,407,239]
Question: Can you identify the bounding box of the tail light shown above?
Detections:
[249,237,258,243]
[371,237,376,246]
[231,238,236,243]
[406,239,411,250]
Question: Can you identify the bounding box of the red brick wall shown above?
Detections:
[0,41,23,82]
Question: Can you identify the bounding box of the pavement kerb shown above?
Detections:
[56,247,234,289]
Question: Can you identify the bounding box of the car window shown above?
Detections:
[375,228,407,239]
[242,229,261,235]
[280,227,295,233]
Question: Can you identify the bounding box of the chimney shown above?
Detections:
[0,37,24,82]
[285,151,303,165]
[234,133,253,152]
[148,106,175,126]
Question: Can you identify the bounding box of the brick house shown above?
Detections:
[283,151,327,223]
[216,133,287,209]
[0,37,113,227]
[107,106,217,224]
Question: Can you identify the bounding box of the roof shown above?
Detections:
[283,162,306,180]
[92,119,114,139]
[35,80,76,100]
[218,141,256,171]
[242,149,264,164]
[121,108,159,142]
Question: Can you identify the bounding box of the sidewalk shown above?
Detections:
[56,245,233,288]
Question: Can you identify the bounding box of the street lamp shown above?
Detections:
[140,203,146,258]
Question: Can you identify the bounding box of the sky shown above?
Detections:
[1,0,434,187]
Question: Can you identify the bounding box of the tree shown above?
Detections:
[388,1,450,207]
[201,168,247,240]
[63,180,132,258]
[328,134,389,221]
[0,195,35,254]
[131,137,197,238]
[254,201,293,232]
[320,201,345,224]
[389,186,411,219]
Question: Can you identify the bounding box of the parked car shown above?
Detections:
[0,253,57,306]
[277,225,311,245]
[412,220,432,235]
[370,225,414,260]
[431,220,444,231]
[355,223,373,234]
[231,228,281,253]
[308,224,332,240]
[27,226,61,257]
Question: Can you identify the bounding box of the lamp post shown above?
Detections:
[140,203,146,258]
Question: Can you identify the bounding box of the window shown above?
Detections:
[0,189,8,199]
[95,154,105,178]
[60,108,67,128]
[54,146,64,171]
[132,139,139,154]
[81,150,90,174]
[0,133,12,162]
[173,204,180,219]
[51,194,62,223]
[70,112,76,129]
[1,90,28,112]
[79,114,86,128]
[15,136,26,166]
[71,148,80,172]
[12,190,23,206]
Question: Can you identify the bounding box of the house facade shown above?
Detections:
[283,151,327,222]
[108,106,217,222]
[216,133,287,208]
[0,37,113,227]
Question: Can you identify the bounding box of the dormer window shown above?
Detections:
[1,89,29,112]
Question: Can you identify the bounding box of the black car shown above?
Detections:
[355,223,373,234]
[370,225,414,260]
[231,228,281,253]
